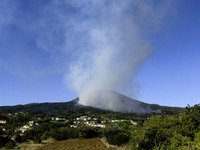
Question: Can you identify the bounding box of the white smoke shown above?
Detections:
[65,0,178,109]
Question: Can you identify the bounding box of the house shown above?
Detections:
[19,125,30,133]
[20,127,28,133]
[52,117,66,121]
[70,125,77,128]
[80,116,87,120]
[29,121,34,126]
[0,120,8,124]
[101,121,106,124]
[88,121,96,125]
[35,123,40,127]
[90,124,106,128]
[55,117,65,121]
[130,120,137,125]
[111,120,119,123]
[2,127,7,132]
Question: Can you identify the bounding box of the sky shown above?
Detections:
[0,0,200,107]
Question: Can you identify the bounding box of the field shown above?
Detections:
[0,138,54,150]
[0,138,127,150]
[37,139,110,150]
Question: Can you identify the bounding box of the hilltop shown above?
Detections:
[0,91,184,115]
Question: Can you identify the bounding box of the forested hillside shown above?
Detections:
[0,98,184,116]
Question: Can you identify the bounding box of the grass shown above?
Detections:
[0,138,128,150]
[0,138,54,150]
[37,139,110,150]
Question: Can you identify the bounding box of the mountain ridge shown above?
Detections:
[0,93,184,115]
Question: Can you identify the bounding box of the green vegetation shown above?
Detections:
[0,98,184,116]
[128,104,200,149]
[34,135,42,144]
[5,141,15,149]
[1,101,200,149]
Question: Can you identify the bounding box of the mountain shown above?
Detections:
[78,90,162,113]
[0,91,184,115]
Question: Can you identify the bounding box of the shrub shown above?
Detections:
[33,135,41,144]
[115,133,129,146]
[51,129,68,141]
[103,123,122,139]
[42,131,51,139]
[5,141,15,149]
[80,126,101,139]
[134,125,167,149]
[165,133,191,149]
[0,128,4,135]
[0,136,10,148]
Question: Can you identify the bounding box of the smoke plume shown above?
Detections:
[65,0,176,110]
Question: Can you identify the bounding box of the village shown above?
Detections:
[0,114,138,134]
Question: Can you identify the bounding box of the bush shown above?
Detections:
[107,133,129,146]
[103,123,122,139]
[80,126,101,139]
[0,128,4,135]
[195,131,200,145]
[13,133,25,143]
[165,133,191,149]
[0,136,10,148]
[51,129,68,141]
[67,128,79,139]
[115,133,129,146]
[42,131,51,139]
[5,141,15,149]
[134,125,167,149]
[24,130,43,141]
[33,135,41,144]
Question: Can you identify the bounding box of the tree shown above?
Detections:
[115,133,129,146]
[118,120,132,131]
[33,135,41,144]
[185,104,200,131]
[5,141,15,149]
[0,128,4,136]
[135,125,167,149]
[103,123,122,140]
[164,133,191,149]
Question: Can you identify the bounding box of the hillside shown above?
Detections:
[0,96,184,116]
[79,90,163,113]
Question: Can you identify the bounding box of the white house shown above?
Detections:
[0,120,8,124]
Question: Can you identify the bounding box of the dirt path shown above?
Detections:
[100,138,117,150]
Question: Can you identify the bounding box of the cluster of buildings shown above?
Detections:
[71,116,104,128]
[0,115,138,134]
[70,116,137,128]
[0,119,40,134]
[0,120,8,132]
[0,120,8,124]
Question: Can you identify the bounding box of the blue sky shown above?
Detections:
[0,0,200,107]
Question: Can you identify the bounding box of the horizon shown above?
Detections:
[0,90,185,108]
[1,1,200,107]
